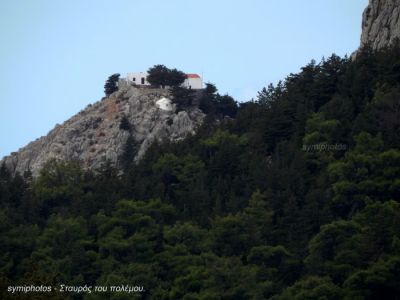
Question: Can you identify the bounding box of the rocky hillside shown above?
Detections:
[1,86,205,176]
[359,0,400,50]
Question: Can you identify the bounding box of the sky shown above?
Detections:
[0,0,368,158]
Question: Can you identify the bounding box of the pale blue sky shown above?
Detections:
[0,0,367,158]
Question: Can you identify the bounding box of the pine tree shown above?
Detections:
[121,135,137,170]
[147,65,186,88]
[119,115,131,131]
[104,73,120,96]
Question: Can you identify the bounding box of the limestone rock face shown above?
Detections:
[1,86,205,176]
[359,0,400,50]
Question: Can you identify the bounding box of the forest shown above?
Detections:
[1,43,400,299]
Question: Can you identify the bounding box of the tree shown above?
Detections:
[257,81,284,107]
[242,190,273,243]
[32,160,85,218]
[31,215,97,284]
[147,65,185,88]
[104,73,120,96]
[343,256,400,299]
[166,68,186,87]
[170,86,195,111]
[327,132,400,217]
[273,276,343,300]
[216,94,238,118]
[119,115,131,131]
[121,135,137,170]
[199,83,218,114]
[354,85,400,148]
[147,65,169,88]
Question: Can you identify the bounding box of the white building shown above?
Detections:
[125,72,203,89]
[182,73,203,89]
[126,72,149,85]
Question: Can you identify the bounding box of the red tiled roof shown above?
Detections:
[185,73,200,78]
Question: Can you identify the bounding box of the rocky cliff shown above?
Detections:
[359,0,400,50]
[1,85,205,176]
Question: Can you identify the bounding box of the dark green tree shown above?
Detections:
[121,135,137,170]
[147,64,169,88]
[147,65,186,88]
[104,73,120,96]
[216,94,238,117]
[199,83,218,114]
[170,86,195,111]
[119,115,131,131]
[166,68,186,87]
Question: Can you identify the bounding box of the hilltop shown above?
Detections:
[1,85,205,176]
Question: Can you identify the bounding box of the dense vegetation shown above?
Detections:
[1,44,400,299]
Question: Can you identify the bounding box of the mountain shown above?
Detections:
[1,85,204,176]
[3,1,399,178]
[2,1,400,299]
[359,0,400,50]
